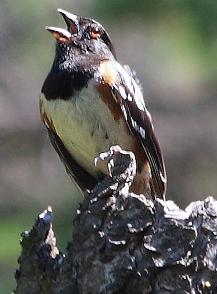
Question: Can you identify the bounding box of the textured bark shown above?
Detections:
[15,146,217,293]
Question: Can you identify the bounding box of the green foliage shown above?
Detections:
[93,0,217,40]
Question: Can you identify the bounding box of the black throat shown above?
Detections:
[41,42,98,101]
[42,40,113,101]
[42,66,94,101]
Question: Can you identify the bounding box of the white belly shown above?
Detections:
[40,82,134,177]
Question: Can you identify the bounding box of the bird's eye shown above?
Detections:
[90,26,102,39]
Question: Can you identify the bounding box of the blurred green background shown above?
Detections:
[1,0,217,292]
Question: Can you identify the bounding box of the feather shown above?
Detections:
[98,60,167,198]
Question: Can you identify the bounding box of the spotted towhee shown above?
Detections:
[40,9,167,199]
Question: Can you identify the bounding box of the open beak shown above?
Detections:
[45,9,79,42]
[57,8,79,35]
[45,26,72,40]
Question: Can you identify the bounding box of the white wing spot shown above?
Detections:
[118,85,127,100]
[127,93,133,101]
[133,83,145,111]
[112,61,145,110]
[160,172,167,183]
[139,126,146,139]
[121,105,128,120]
[130,118,146,139]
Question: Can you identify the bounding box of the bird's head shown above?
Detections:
[46,9,116,64]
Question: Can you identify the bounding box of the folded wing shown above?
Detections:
[98,60,167,198]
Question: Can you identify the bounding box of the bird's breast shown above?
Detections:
[40,81,135,177]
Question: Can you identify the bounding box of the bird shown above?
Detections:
[40,8,167,199]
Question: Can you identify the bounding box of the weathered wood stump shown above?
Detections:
[15,146,217,293]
